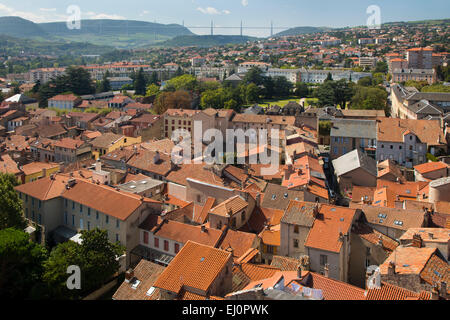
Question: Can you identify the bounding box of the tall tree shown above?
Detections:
[134,68,147,96]
[149,71,159,85]
[0,228,48,299]
[0,173,26,231]
[243,67,264,86]
[295,82,309,98]
[42,229,124,299]
[273,76,293,98]
[315,81,336,107]
[263,76,275,99]
[32,80,41,94]
[334,80,354,109]
[98,71,111,93]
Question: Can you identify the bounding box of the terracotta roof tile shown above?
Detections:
[414,162,448,174]
[22,162,59,176]
[376,117,445,146]
[419,255,450,293]
[365,282,430,300]
[112,259,165,300]
[351,203,425,231]
[153,241,232,294]
[210,196,248,217]
[354,223,399,252]
[270,256,304,271]
[380,247,437,275]
[305,205,357,253]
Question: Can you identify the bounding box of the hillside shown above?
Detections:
[274,26,331,37]
[38,19,194,48]
[159,35,258,47]
[0,35,112,56]
[0,17,194,48]
[0,16,47,38]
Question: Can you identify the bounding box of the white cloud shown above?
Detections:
[197,7,221,15]
[197,7,231,15]
[0,4,67,22]
[242,0,249,7]
[84,11,126,20]
[0,3,50,22]
[40,8,57,12]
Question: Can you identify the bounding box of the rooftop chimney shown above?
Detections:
[153,151,160,164]
[412,233,423,248]
[125,269,134,283]
[440,282,447,300]
[323,264,330,278]
[431,283,440,300]
[388,261,396,277]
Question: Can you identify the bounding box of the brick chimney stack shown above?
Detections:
[125,268,134,283]
[323,264,330,278]
[388,261,396,278]
[412,233,423,248]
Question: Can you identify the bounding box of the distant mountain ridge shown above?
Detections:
[159,35,258,47]
[0,16,47,38]
[274,26,331,37]
[38,19,193,37]
[0,16,193,48]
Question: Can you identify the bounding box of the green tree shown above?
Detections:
[97,71,111,93]
[0,91,3,103]
[0,173,26,230]
[0,228,48,299]
[315,81,336,107]
[245,83,261,104]
[134,68,147,96]
[149,71,159,85]
[374,61,388,74]
[64,66,95,95]
[357,76,373,87]
[42,229,124,299]
[31,80,41,94]
[295,82,309,98]
[334,80,354,109]
[351,86,388,112]
[273,76,293,98]
[146,84,160,97]
[262,76,275,99]
[243,67,264,86]
[201,89,224,109]
[166,74,198,91]
[325,72,333,82]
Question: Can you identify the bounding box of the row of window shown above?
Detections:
[64,199,120,228]
[64,212,120,242]
[143,231,180,254]
[165,119,192,126]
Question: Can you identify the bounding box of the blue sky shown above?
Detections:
[0,0,449,36]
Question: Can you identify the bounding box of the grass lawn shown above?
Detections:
[249,97,301,108]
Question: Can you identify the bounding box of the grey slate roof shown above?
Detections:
[261,183,305,211]
[332,149,377,177]
[281,202,317,227]
[330,119,377,139]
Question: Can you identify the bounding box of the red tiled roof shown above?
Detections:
[305,205,357,253]
[153,241,232,294]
